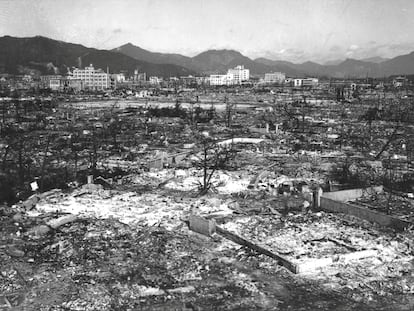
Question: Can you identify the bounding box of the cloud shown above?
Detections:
[329,45,341,52]
[113,28,122,34]
[258,48,308,62]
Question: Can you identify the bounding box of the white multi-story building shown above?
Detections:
[40,75,62,88]
[209,73,234,86]
[209,65,250,86]
[393,76,406,88]
[70,64,110,90]
[149,76,162,85]
[112,73,125,83]
[264,72,286,84]
[227,65,249,83]
[294,78,318,87]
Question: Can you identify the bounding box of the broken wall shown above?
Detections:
[320,196,410,230]
[322,186,383,202]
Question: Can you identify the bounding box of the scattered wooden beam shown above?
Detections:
[47,214,77,229]
[188,215,298,273]
[295,249,378,273]
[28,214,78,236]
[188,215,382,274]
[215,226,298,273]
[304,236,360,252]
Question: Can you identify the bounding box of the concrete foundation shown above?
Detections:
[296,249,378,273]
[322,186,383,202]
[320,197,411,231]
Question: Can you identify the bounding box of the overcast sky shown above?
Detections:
[1,0,414,63]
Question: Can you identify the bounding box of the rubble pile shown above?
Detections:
[219,212,414,306]
[1,167,414,310]
[2,204,379,310]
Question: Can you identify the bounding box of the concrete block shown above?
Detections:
[189,215,216,236]
[87,175,93,184]
[338,249,377,264]
[81,183,103,192]
[28,224,50,236]
[22,195,40,210]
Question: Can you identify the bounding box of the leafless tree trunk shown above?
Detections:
[40,137,51,191]
[193,133,236,195]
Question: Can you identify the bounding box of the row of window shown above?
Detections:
[73,73,108,77]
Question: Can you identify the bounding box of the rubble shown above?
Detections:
[2,167,408,309]
[1,88,414,309]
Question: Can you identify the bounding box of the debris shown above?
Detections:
[5,246,25,258]
[215,225,298,273]
[188,215,298,273]
[47,214,78,230]
[338,249,378,264]
[0,296,12,308]
[28,214,78,236]
[81,183,104,192]
[304,236,360,252]
[189,215,216,236]
[167,286,196,294]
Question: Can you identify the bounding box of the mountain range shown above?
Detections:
[1,35,414,78]
[115,42,414,78]
[0,36,194,77]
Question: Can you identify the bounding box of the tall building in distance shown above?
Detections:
[69,64,110,90]
[134,69,146,82]
[227,65,250,84]
[264,72,286,84]
[293,78,319,87]
[209,65,250,86]
[209,74,234,86]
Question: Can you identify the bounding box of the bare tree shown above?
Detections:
[108,117,121,148]
[224,96,235,128]
[192,132,236,194]
[69,128,81,180]
[39,135,52,191]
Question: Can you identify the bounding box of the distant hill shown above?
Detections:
[113,42,414,78]
[192,49,272,74]
[323,59,344,66]
[328,58,379,78]
[256,54,414,78]
[113,43,198,71]
[0,36,195,77]
[114,45,273,74]
[254,58,303,76]
[378,51,414,76]
[115,44,310,76]
[1,36,414,78]
[360,56,390,63]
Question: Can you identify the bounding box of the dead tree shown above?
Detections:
[89,129,100,173]
[69,129,80,180]
[224,96,234,128]
[108,117,121,148]
[374,126,399,160]
[39,136,51,191]
[192,132,236,194]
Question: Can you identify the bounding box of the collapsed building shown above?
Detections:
[1,88,414,309]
